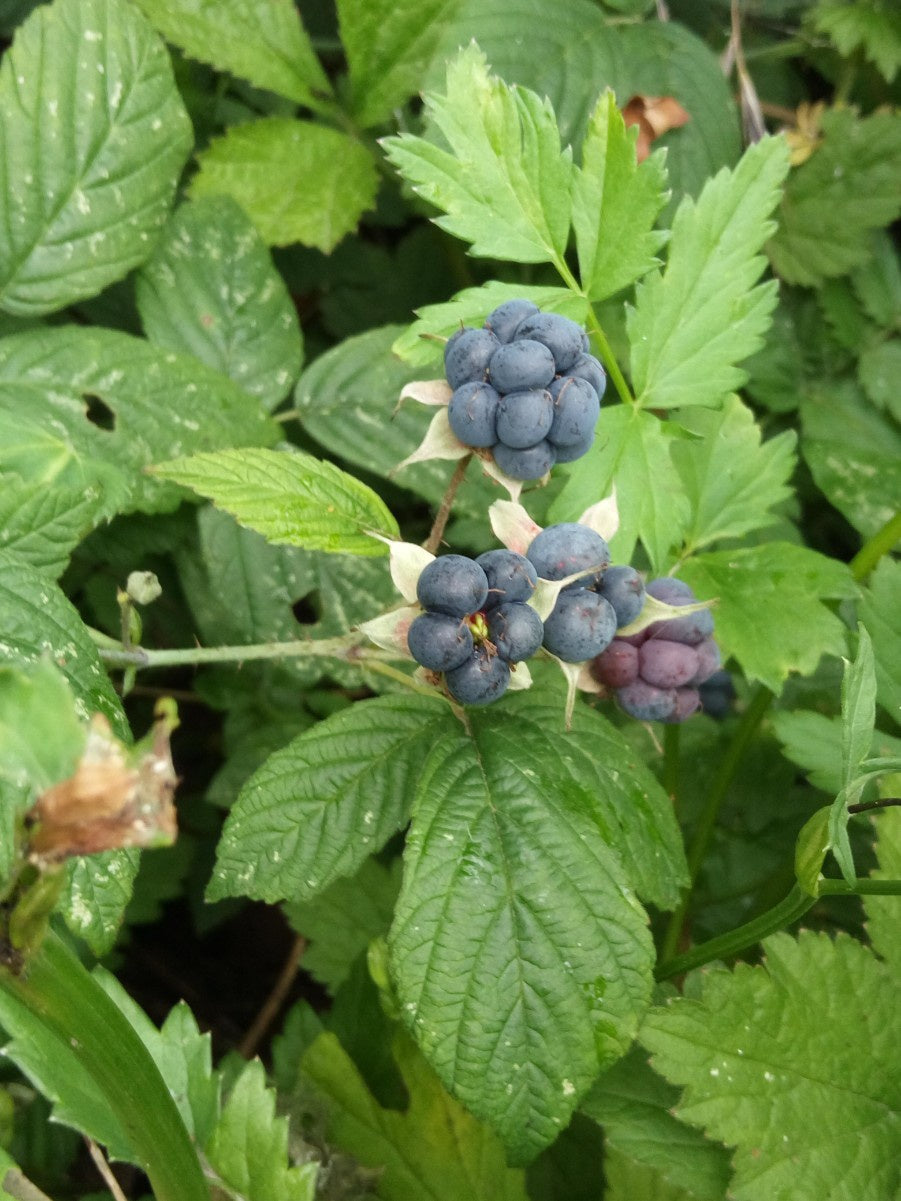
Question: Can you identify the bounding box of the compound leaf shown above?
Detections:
[390,696,656,1162]
[672,396,797,553]
[800,381,901,540]
[858,558,901,729]
[572,92,669,302]
[680,544,856,693]
[131,0,330,109]
[628,136,790,410]
[191,118,378,252]
[812,0,901,84]
[768,108,901,286]
[0,326,278,519]
[302,1031,529,1201]
[208,1060,317,1201]
[641,932,901,1201]
[154,447,399,555]
[582,1046,731,1201]
[381,44,573,266]
[337,0,466,129]
[549,406,689,573]
[0,551,125,736]
[0,0,192,316]
[136,196,303,412]
[208,695,458,904]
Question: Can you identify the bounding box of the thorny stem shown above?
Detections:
[423,453,473,554]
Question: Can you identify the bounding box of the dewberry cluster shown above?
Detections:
[592,578,721,723]
[407,550,543,705]
[445,300,606,480]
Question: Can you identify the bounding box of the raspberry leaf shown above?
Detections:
[859,559,901,729]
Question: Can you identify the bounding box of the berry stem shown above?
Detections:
[553,261,636,405]
[848,509,901,581]
[91,631,399,670]
[423,453,473,555]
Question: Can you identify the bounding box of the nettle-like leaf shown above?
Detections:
[381,44,573,266]
[302,1031,529,1201]
[671,396,797,554]
[679,544,856,692]
[0,0,192,317]
[207,1060,317,1201]
[603,1148,702,1201]
[582,1046,731,1201]
[572,92,669,302]
[859,340,901,423]
[337,0,466,129]
[0,326,279,519]
[800,381,901,540]
[628,135,790,411]
[859,558,901,729]
[131,0,331,110]
[390,695,660,1162]
[208,694,458,904]
[641,931,901,1201]
[285,857,402,994]
[60,851,140,957]
[190,118,378,252]
[153,447,399,555]
[811,0,901,85]
[867,807,901,981]
[0,551,125,737]
[549,406,689,573]
[851,229,901,329]
[771,710,901,795]
[136,196,303,412]
[0,476,103,578]
[768,108,901,287]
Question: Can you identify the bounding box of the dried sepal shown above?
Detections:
[28,708,178,864]
[366,536,434,602]
[359,605,420,656]
[578,487,619,542]
[479,455,530,502]
[394,407,469,474]
[530,566,604,622]
[507,662,533,692]
[397,378,453,408]
[617,593,715,638]
[575,663,603,695]
[488,500,543,555]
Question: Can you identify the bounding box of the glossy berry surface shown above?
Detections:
[416,555,489,618]
[475,550,537,605]
[407,612,473,672]
[526,523,610,585]
[487,602,544,662]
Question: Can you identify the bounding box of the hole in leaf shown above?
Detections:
[292,593,320,626]
[84,393,115,431]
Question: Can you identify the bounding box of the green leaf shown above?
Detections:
[549,406,689,573]
[337,0,466,129]
[582,1047,731,1201]
[812,0,901,83]
[672,396,797,553]
[679,544,856,693]
[572,92,668,302]
[772,710,901,794]
[866,807,901,981]
[390,698,656,1162]
[793,806,831,896]
[800,382,901,540]
[136,196,303,412]
[641,931,901,1201]
[859,558,901,728]
[153,447,399,554]
[0,326,279,519]
[422,6,740,213]
[381,44,573,266]
[294,324,499,516]
[859,340,901,423]
[190,118,378,252]
[0,476,103,578]
[132,0,329,108]
[628,136,791,411]
[302,1031,529,1201]
[285,857,402,993]
[59,851,140,956]
[0,551,125,736]
[0,0,192,316]
[207,1059,317,1201]
[391,284,585,368]
[851,230,901,329]
[208,694,458,904]
[604,1148,700,1201]
[828,627,877,882]
[767,108,901,287]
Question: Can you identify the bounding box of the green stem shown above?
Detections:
[553,261,636,405]
[818,877,901,896]
[659,684,774,963]
[655,885,814,980]
[663,724,680,808]
[93,633,395,671]
[0,933,208,1201]
[849,510,901,581]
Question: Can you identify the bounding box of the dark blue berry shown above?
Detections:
[475,550,537,606]
[598,565,645,627]
[512,312,584,372]
[484,299,539,343]
[487,602,543,662]
[448,380,500,448]
[488,339,556,393]
[496,388,554,449]
[444,328,499,390]
[407,612,474,672]
[417,555,489,618]
[526,523,610,585]
[492,439,556,481]
[445,646,510,705]
[542,589,617,662]
[547,376,600,448]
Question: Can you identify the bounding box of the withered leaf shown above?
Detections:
[621,94,691,163]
